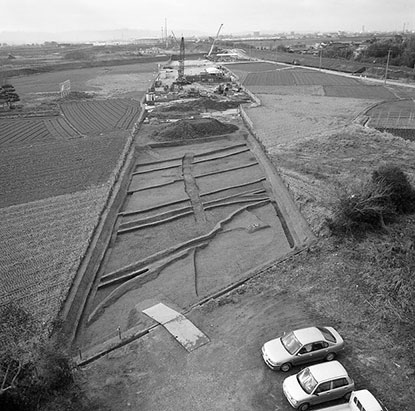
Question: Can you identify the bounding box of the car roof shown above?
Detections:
[306,361,349,382]
[353,390,383,410]
[293,327,324,345]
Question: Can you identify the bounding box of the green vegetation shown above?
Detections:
[0,304,83,411]
[329,165,415,234]
[361,35,415,68]
[0,84,20,109]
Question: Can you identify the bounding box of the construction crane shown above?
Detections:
[171,31,179,47]
[177,36,186,83]
[207,23,224,58]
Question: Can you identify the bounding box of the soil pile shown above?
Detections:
[155,97,244,114]
[153,118,238,141]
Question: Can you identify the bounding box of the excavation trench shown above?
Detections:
[182,153,207,227]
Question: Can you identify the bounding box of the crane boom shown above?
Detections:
[171,30,179,46]
[207,23,223,57]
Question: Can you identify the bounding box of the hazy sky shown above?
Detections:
[2,0,415,34]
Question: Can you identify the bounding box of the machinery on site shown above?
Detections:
[171,31,179,48]
[207,23,224,59]
[175,37,191,85]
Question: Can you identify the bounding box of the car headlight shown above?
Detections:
[283,384,298,406]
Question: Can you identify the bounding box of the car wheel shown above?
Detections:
[325,352,336,361]
[344,392,352,401]
[298,403,310,411]
[281,363,292,372]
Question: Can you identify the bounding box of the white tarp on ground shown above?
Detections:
[143,303,209,352]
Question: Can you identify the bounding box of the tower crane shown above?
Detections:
[207,23,223,58]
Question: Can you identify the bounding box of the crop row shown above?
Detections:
[0,186,109,325]
[61,99,141,134]
[367,99,415,116]
[0,118,54,146]
[323,85,396,100]
[0,132,128,208]
[243,68,360,87]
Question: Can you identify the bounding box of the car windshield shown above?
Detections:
[317,326,336,343]
[297,368,318,394]
[281,332,302,355]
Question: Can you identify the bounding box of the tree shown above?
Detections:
[0,303,76,410]
[1,84,20,108]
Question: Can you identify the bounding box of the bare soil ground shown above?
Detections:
[8,61,159,108]
[79,63,415,411]
[81,289,327,411]
[244,94,374,149]
[76,125,302,352]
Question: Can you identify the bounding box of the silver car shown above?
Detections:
[262,326,344,372]
[282,360,354,411]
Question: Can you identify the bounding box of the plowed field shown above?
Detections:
[0,187,109,324]
[366,98,415,128]
[243,68,360,86]
[0,132,128,208]
[61,99,141,135]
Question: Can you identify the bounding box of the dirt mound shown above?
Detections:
[153,118,238,141]
[156,97,243,114]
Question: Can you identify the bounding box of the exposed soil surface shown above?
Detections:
[82,289,329,411]
[76,129,307,352]
[152,118,239,141]
[78,61,415,411]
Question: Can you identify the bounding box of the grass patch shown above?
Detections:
[251,216,415,410]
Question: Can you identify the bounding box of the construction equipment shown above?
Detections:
[178,37,185,81]
[171,31,179,47]
[176,37,190,84]
[207,23,224,58]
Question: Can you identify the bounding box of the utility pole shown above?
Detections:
[384,49,391,85]
[319,48,322,71]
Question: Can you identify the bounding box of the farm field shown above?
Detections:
[0,186,109,325]
[226,61,397,100]
[243,68,361,86]
[323,84,396,99]
[60,99,141,135]
[0,58,156,336]
[366,98,415,128]
[76,128,311,350]
[0,132,128,208]
[0,117,57,146]
[244,93,374,149]
[0,99,141,145]
[0,98,144,146]
[9,61,161,105]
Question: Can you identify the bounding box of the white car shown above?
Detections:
[262,326,344,372]
[317,390,384,411]
[282,361,354,411]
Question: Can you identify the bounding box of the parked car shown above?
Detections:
[317,390,384,411]
[282,360,354,411]
[262,326,344,372]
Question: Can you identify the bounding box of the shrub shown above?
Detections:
[0,304,78,411]
[329,165,415,235]
[372,164,415,214]
[329,180,396,234]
